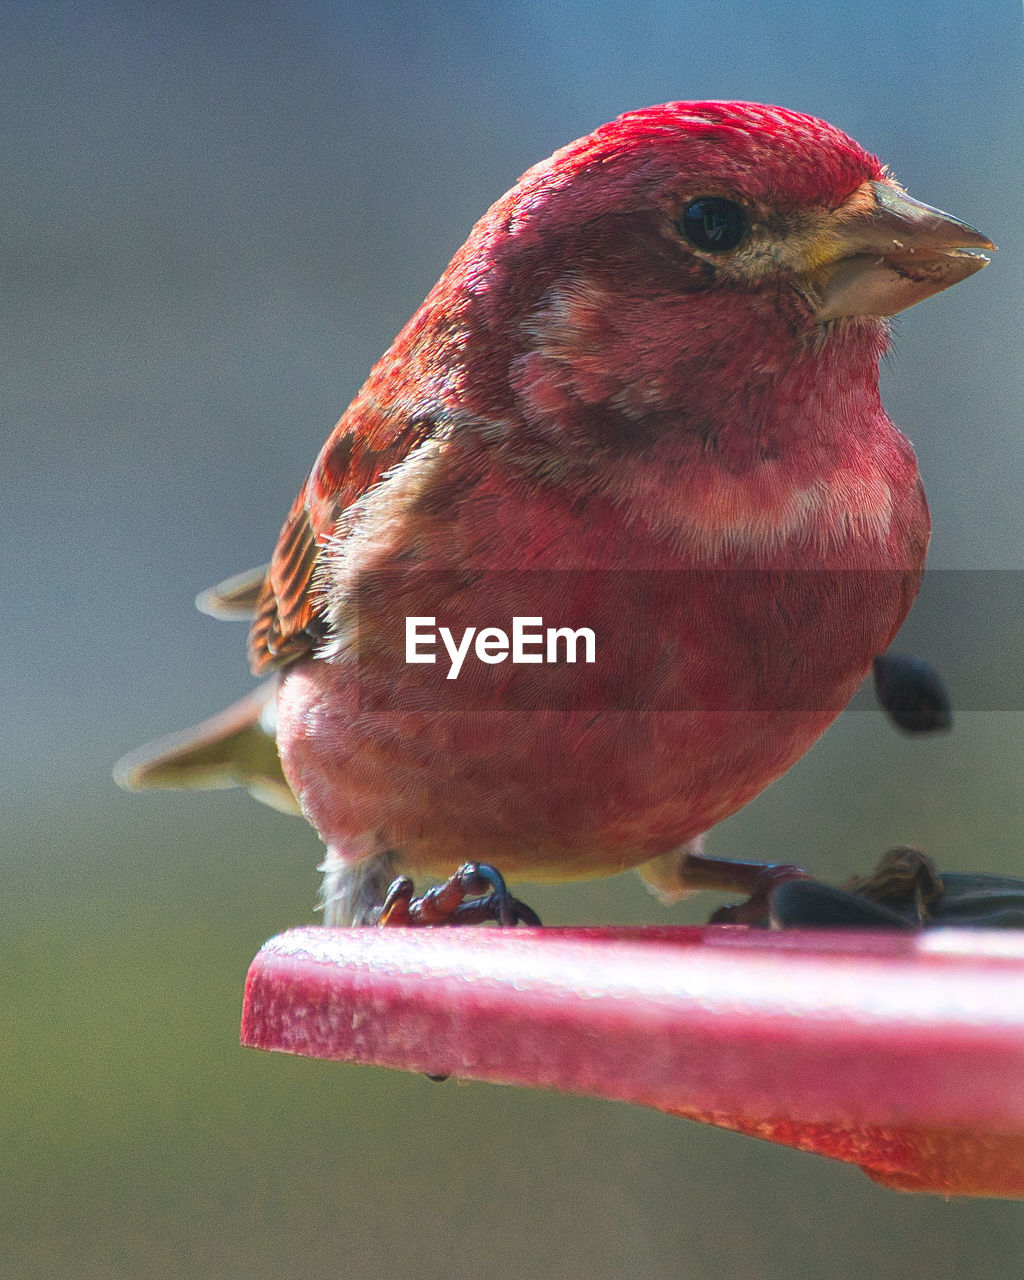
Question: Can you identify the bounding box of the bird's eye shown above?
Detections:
[678,198,748,252]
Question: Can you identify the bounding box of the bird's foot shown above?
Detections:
[374,862,542,927]
[708,864,810,924]
[676,852,810,926]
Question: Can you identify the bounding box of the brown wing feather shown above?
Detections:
[249,496,322,672]
[248,391,441,675]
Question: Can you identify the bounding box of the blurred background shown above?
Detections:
[4,2,1024,1276]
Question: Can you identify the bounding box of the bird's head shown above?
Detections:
[448,101,992,436]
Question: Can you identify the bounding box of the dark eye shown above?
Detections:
[678,198,748,252]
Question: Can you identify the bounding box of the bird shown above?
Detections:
[115,101,993,927]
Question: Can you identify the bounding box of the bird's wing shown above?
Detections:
[248,403,439,674]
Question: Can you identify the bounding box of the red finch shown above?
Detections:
[117,101,992,925]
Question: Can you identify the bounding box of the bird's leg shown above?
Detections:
[682,852,810,925]
[374,862,542,927]
[641,840,809,924]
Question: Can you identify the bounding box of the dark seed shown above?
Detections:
[873,653,953,733]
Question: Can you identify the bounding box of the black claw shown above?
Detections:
[455,862,543,926]
[511,900,543,927]
[458,862,514,925]
[372,875,414,925]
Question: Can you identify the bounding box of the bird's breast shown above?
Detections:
[281,431,927,875]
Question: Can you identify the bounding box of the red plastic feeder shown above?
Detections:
[241,925,1024,1198]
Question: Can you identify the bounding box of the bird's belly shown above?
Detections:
[277,563,914,879]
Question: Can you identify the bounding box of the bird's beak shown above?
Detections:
[811,180,994,321]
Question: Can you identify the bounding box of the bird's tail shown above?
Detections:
[113,677,299,815]
[115,564,300,815]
